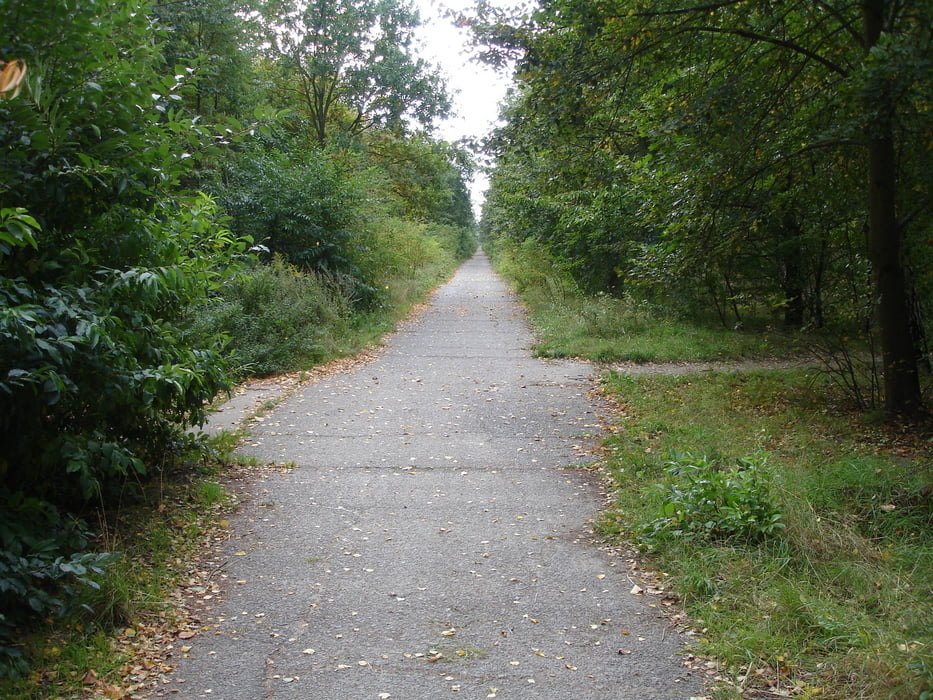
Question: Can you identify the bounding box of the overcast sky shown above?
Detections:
[413,0,518,213]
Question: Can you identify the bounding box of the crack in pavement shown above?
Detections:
[152,252,704,699]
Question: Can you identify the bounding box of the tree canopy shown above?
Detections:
[265,0,451,145]
[474,0,932,418]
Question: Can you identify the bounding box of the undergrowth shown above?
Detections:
[0,433,238,699]
[186,223,463,378]
[493,239,797,363]
[600,370,932,699]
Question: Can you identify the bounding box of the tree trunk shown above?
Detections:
[781,215,805,329]
[863,0,923,418]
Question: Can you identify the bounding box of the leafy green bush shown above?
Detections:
[185,258,354,377]
[0,491,115,675]
[639,453,785,544]
[0,1,253,672]
[0,199,240,504]
[217,146,387,306]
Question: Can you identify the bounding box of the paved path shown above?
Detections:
[155,253,703,699]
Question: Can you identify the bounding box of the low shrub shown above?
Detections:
[185,257,354,377]
[638,453,785,545]
[0,491,115,676]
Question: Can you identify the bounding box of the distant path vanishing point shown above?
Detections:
[152,252,704,699]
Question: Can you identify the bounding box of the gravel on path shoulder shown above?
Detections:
[152,252,706,700]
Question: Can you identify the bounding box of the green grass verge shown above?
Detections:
[492,241,799,363]
[598,370,932,698]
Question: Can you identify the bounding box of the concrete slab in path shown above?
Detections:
[153,253,705,699]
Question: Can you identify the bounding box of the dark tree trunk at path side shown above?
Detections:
[863,0,923,418]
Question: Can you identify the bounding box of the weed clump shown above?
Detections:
[639,453,784,545]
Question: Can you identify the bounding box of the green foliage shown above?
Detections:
[0,209,39,255]
[218,145,387,305]
[476,0,933,415]
[266,0,450,145]
[366,132,476,231]
[186,257,354,377]
[0,491,115,676]
[0,0,256,669]
[152,0,259,118]
[0,197,242,504]
[596,368,932,698]
[492,239,787,362]
[639,453,785,545]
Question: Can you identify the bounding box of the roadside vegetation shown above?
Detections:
[0,0,474,695]
[491,242,933,699]
[476,3,931,692]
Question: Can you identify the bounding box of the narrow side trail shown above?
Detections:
[155,253,702,699]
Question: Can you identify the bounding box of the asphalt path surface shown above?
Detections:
[154,253,703,699]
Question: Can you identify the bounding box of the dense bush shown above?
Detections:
[0,1,252,670]
[217,146,387,306]
[0,197,243,505]
[185,257,355,377]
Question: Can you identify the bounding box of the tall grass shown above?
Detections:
[492,241,792,363]
[185,256,356,377]
[598,371,932,698]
